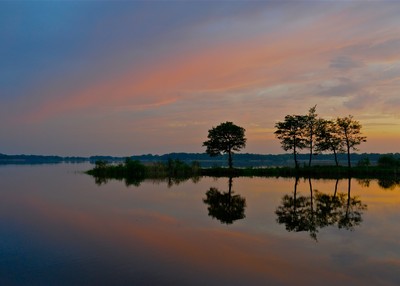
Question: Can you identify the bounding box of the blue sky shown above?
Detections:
[1,1,400,156]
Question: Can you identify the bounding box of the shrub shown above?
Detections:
[377,155,400,167]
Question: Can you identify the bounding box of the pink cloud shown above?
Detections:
[6,2,400,154]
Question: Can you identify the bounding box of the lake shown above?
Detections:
[1,163,399,285]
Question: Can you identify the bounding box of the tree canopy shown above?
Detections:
[315,119,344,166]
[275,107,367,168]
[336,116,367,168]
[203,121,246,169]
[274,115,307,168]
[304,105,318,167]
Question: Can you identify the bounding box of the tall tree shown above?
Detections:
[305,105,318,167]
[203,121,246,169]
[336,116,367,168]
[315,119,344,166]
[274,115,307,168]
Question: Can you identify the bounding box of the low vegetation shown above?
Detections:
[86,158,201,186]
[86,154,400,187]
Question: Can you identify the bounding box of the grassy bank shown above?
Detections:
[86,158,201,186]
[86,159,400,186]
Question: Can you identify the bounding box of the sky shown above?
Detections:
[1,1,400,156]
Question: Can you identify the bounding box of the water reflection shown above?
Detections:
[377,177,400,190]
[355,177,400,190]
[3,164,400,285]
[92,173,200,188]
[203,177,246,225]
[275,177,367,241]
[356,178,371,188]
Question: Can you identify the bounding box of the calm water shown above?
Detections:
[1,163,400,285]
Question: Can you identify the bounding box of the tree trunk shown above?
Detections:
[333,148,339,167]
[333,179,339,199]
[228,177,233,209]
[308,177,313,211]
[309,132,313,167]
[344,131,351,168]
[228,150,233,169]
[293,177,299,212]
[345,177,351,218]
[347,177,351,200]
[293,150,298,169]
[293,140,298,169]
[347,145,351,168]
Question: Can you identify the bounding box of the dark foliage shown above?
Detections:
[276,178,367,241]
[377,154,400,167]
[86,158,200,187]
[203,121,246,169]
[203,178,246,224]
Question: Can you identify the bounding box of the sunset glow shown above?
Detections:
[1,1,400,155]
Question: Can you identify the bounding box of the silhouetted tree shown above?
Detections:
[336,116,366,168]
[305,105,318,167]
[203,177,246,224]
[275,115,307,168]
[315,119,344,166]
[203,121,246,169]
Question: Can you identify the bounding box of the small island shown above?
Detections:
[86,107,400,186]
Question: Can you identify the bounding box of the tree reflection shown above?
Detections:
[337,177,366,230]
[356,177,400,191]
[94,176,109,186]
[92,173,198,188]
[203,177,246,225]
[88,159,201,187]
[275,177,317,240]
[276,177,367,241]
[377,178,400,190]
[356,178,371,188]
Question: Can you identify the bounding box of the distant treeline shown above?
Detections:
[0,154,87,165]
[1,152,399,167]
